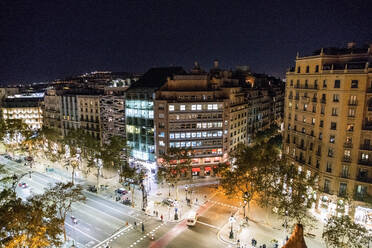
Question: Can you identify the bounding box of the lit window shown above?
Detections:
[170,143,174,148]
[180,105,186,111]
[191,105,196,110]
[170,133,174,139]
[197,104,202,110]
[169,105,174,111]
[159,132,165,138]
[175,133,180,139]
[213,104,218,110]
[181,133,185,139]
[362,153,369,160]
[208,104,213,110]
[159,140,165,146]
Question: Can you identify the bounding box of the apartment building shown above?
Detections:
[154,67,248,177]
[1,93,43,130]
[100,87,128,144]
[44,89,63,133]
[283,43,372,224]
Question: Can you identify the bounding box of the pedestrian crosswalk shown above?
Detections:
[209,200,240,210]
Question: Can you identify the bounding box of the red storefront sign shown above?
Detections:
[205,167,211,172]
[192,168,200,172]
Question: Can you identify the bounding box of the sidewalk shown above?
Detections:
[218,201,327,248]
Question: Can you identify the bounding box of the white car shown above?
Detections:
[186,211,198,226]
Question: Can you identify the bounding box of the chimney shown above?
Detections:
[347,42,356,49]
[213,60,219,69]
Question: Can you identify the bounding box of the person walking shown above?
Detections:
[141,222,144,233]
[134,221,137,229]
[160,214,163,222]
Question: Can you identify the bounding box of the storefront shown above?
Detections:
[192,167,200,177]
[355,206,372,230]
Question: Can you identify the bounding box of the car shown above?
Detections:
[87,185,97,193]
[162,198,175,206]
[15,159,22,163]
[122,199,131,206]
[186,211,199,226]
[71,216,78,224]
[4,155,12,160]
[18,182,27,188]
[115,188,128,195]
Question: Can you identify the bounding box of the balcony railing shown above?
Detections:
[321,99,326,104]
[356,176,372,184]
[340,173,349,179]
[358,159,372,166]
[348,101,358,106]
[343,142,353,148]
[360,144,372,151]
[354,193,372,204]
[312,98,317,103]
[342,156,352,163]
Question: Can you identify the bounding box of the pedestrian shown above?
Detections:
[161,215,163,222]
[134,221,137,229]
[262,244,266,248]
[196,198,198,203]
[141,222,144,232]
[156,211,158,217]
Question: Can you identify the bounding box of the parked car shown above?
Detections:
[87,185,97,193]
[162,198,175,206]
[18,182,27,188]
[15,158,22,163]
[115,188,128,195]
[122,199,131,206]
[4,155,12,160]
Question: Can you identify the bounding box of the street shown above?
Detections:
[1,154,328,248]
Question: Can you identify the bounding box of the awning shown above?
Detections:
[192,168,200,172]
[205,167,211,172]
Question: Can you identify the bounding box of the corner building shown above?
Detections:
[283,44,372,225]
[154,69,248,177]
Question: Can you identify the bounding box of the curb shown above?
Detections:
[217,206,240,245]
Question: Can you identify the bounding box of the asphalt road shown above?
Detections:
[1,156,241,248]
[0,156,149,248]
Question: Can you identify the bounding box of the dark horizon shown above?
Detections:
[1,0,371,84]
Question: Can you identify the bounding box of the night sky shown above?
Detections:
[1,0,371,84]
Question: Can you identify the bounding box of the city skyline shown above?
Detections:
[1,0,371,84]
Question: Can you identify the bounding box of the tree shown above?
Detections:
[41,182,86,242]
[219,143,261,219]
[0,166,63,247]
[322,215,371,248]
[270,161,318,238]
[1,119,32,156]
[157,148,192,200]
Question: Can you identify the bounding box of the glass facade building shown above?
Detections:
[125,93,155,162]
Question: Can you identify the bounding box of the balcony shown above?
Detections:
[312,98,317,103]
[360,144,372,151]
[348,101,358,106]
[321,99,326,104]
[343,142,353,148]
[340,173,349,179]
[342,156,351,163]
[356,176,372,184]
[354,193,372,204]
[358,159,372,166]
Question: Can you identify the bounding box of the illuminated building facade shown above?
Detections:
[283,43,372,223]
[125,67,185,162]
[154,65,248,176]
[1,94,43,130]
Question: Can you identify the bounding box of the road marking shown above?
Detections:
[93,225,132,248]
[65,222,101,243]
[84,194,143,221]
[196,220,220,230]
[75,201,127,225]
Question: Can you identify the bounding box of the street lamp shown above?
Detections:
[229,215,236,239]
